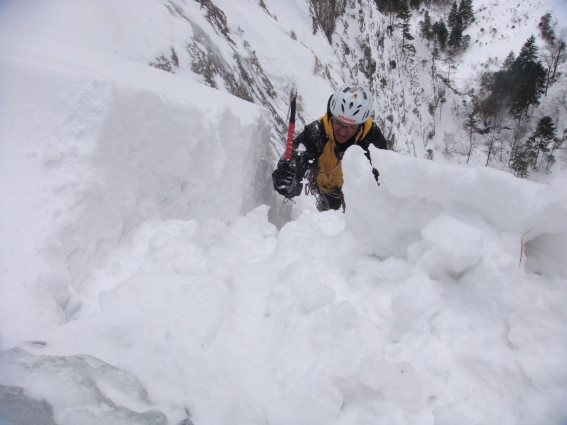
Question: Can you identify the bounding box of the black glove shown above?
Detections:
[272,159,303,198]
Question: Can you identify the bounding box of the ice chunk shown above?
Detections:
[0,385,57,425]
[0,348,168,425]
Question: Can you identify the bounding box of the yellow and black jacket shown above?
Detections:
[273,111,388,198]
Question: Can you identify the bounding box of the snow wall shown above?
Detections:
[0,35,273,335]
[345,147,567,266]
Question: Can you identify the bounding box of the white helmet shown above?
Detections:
[330,82,374,124]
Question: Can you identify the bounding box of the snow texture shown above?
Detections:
[1,1,567,425]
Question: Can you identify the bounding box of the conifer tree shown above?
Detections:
[538,13,556,45]
[492,70,510,102]
[448,2,459,29]
[503,51,516,70]
[376,0,404,26]
[520,35,539,61]
[488,53,513,100]
[510,146,530,178]
[544,127,564,171]
[526,115,557,169]
[448,0,473,52]
[433,20,449,50]
[397,1,415,54]
[448,15,464,52]
[482,51,516,117]
[509,36,547,123]
[419,10,433,41]
[458,0,474,29]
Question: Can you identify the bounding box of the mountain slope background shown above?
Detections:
[1,1,567,424]
[5,0,566,171]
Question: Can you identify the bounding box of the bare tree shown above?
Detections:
[429,85,446,118]
[542,48,555,95]
[444,54,457,80]
[560,89,567,113]
[551,28,567,81]
[463,110,479,163]
[482,118,506,166]
[443,132,457,156]
[560,129,567,166]
[508,123,529,167]
[542,28,567,94]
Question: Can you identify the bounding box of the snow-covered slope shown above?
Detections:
[0,0,434,157]
[418,0,567,172]
[456,0,567,82]
[1,1,567,425]
[3,0,565,168]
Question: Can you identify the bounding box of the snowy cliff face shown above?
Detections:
[161,1,288,142]
[308,0,348,42]
[81,0,435,156]
[174,0,438,157]
[183,0,440,158]
[318,0,436,157]
[139,0,488,160]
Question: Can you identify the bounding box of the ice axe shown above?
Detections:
[284,85,297,160]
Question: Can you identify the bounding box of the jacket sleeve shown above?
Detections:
[367,123,388,150]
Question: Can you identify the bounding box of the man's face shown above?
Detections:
[331,117,359,144]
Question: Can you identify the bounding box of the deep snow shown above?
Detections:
[1,1,567,425]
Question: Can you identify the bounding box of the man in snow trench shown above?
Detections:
[272,82,388,211]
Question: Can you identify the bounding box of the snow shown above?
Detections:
[1,1,567,425]
[459,0,567,79]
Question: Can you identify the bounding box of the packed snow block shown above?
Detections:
[525,231,567,278]
[342,146,440,258]
[414,214,484,279]
[343,147,567,261]
[370,149,567,237]
[0,42,271,325]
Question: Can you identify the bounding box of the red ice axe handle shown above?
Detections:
[284,86,297,161]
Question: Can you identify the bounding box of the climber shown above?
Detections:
[272,82,388,211]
